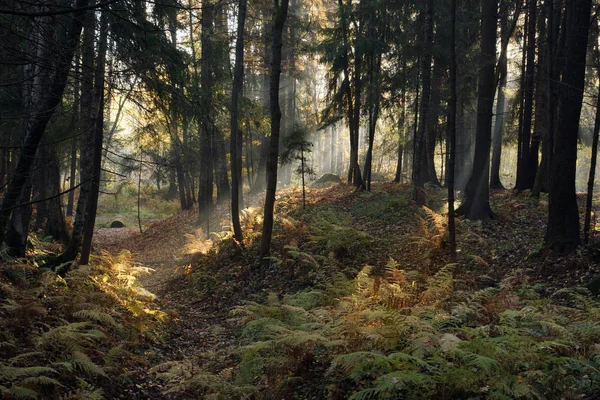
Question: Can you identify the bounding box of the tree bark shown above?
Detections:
[584,61,600,244]
[413,0,434,201]
[198,0,215,225]
[455,0,497,221]
[515,0,536,191]
[544,0,591,253]
[79,9,108,266]
[259,0,290,260]
[231,0,247,243]
[448,0,457,260]
[490,10,508,190]
[57,8,96,263]
[0,0,89,248]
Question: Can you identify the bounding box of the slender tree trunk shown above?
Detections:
[44,150,70,242]
[413,0,434,201]
[584,70,600,244]
[490,11,508,190]
[544,0,591,253]
[455,0,497,221]
[448,0,457,260]
[394,83,406,183]
[425,53,443,186]
[80,10,109,266]
[230,0,247,243]
[67,51,80,217]
[533,0,558,197]
[198,0,215,225]
[515,0,536,191]
[259,0,290,260]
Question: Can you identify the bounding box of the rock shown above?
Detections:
[586,275,600,295]
[311,173,341,187]
[110,220,126,228]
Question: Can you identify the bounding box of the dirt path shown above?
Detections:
[94,203,247,399]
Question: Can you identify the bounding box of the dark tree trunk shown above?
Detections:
[34,144,49,230]
[530,3,548,196]
[515,0,536,191]
[448,0,457,260]
[213,4,231,203]
[44,150,70,243]
[198,0,215,225]
[533,0,559,197]
[394,80,406,183]
[544,0,591,253]
[455,0,497,221]
[6,182,32,257]
[79,10,108,266]
[584,63,600,244]
[425,52,443,186]
[231,0,247,243]
[259,0,290,259]
[0,0,89,248]
[57,9,96,264]
[67,51,80,217]
[413,0,434,201]
[490,8,510,190]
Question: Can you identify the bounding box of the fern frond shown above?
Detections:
[20,375,62,387]
[73,309,121,329]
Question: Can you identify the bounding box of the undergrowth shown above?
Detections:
[160,185,600,399]
[0,245,167,399]
[160,262,600,399]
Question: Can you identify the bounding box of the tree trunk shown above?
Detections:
[544,0,591,253]
[394,84,406,183]
[67,50,80,217]
[584,62,600,244]
[79,10,109,266]
[413,0,434,201]
[0,0,89,248]
[198,0,215,225]
[57,8,96,263]
[448,0,457,260]
[455,0,497,221]
[425,51,443,186]
[259,0,290,259]
[515,0,536,191]
[231,0,247,243]
[44,150,70,242]
[490,11,508,190]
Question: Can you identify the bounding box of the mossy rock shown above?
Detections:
[312,173,341,187]
[109,220,126,228]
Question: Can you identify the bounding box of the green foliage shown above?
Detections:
[351,190,411,222]
[96,184,180,228]
[218,260,600,399]
[0,251,166,398]
[307,220,372,258]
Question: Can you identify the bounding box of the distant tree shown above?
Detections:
[584,43,600,244]
[281,124,315,208]
[490,0,521,190]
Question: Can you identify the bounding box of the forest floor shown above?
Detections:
[90,182,600,399]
